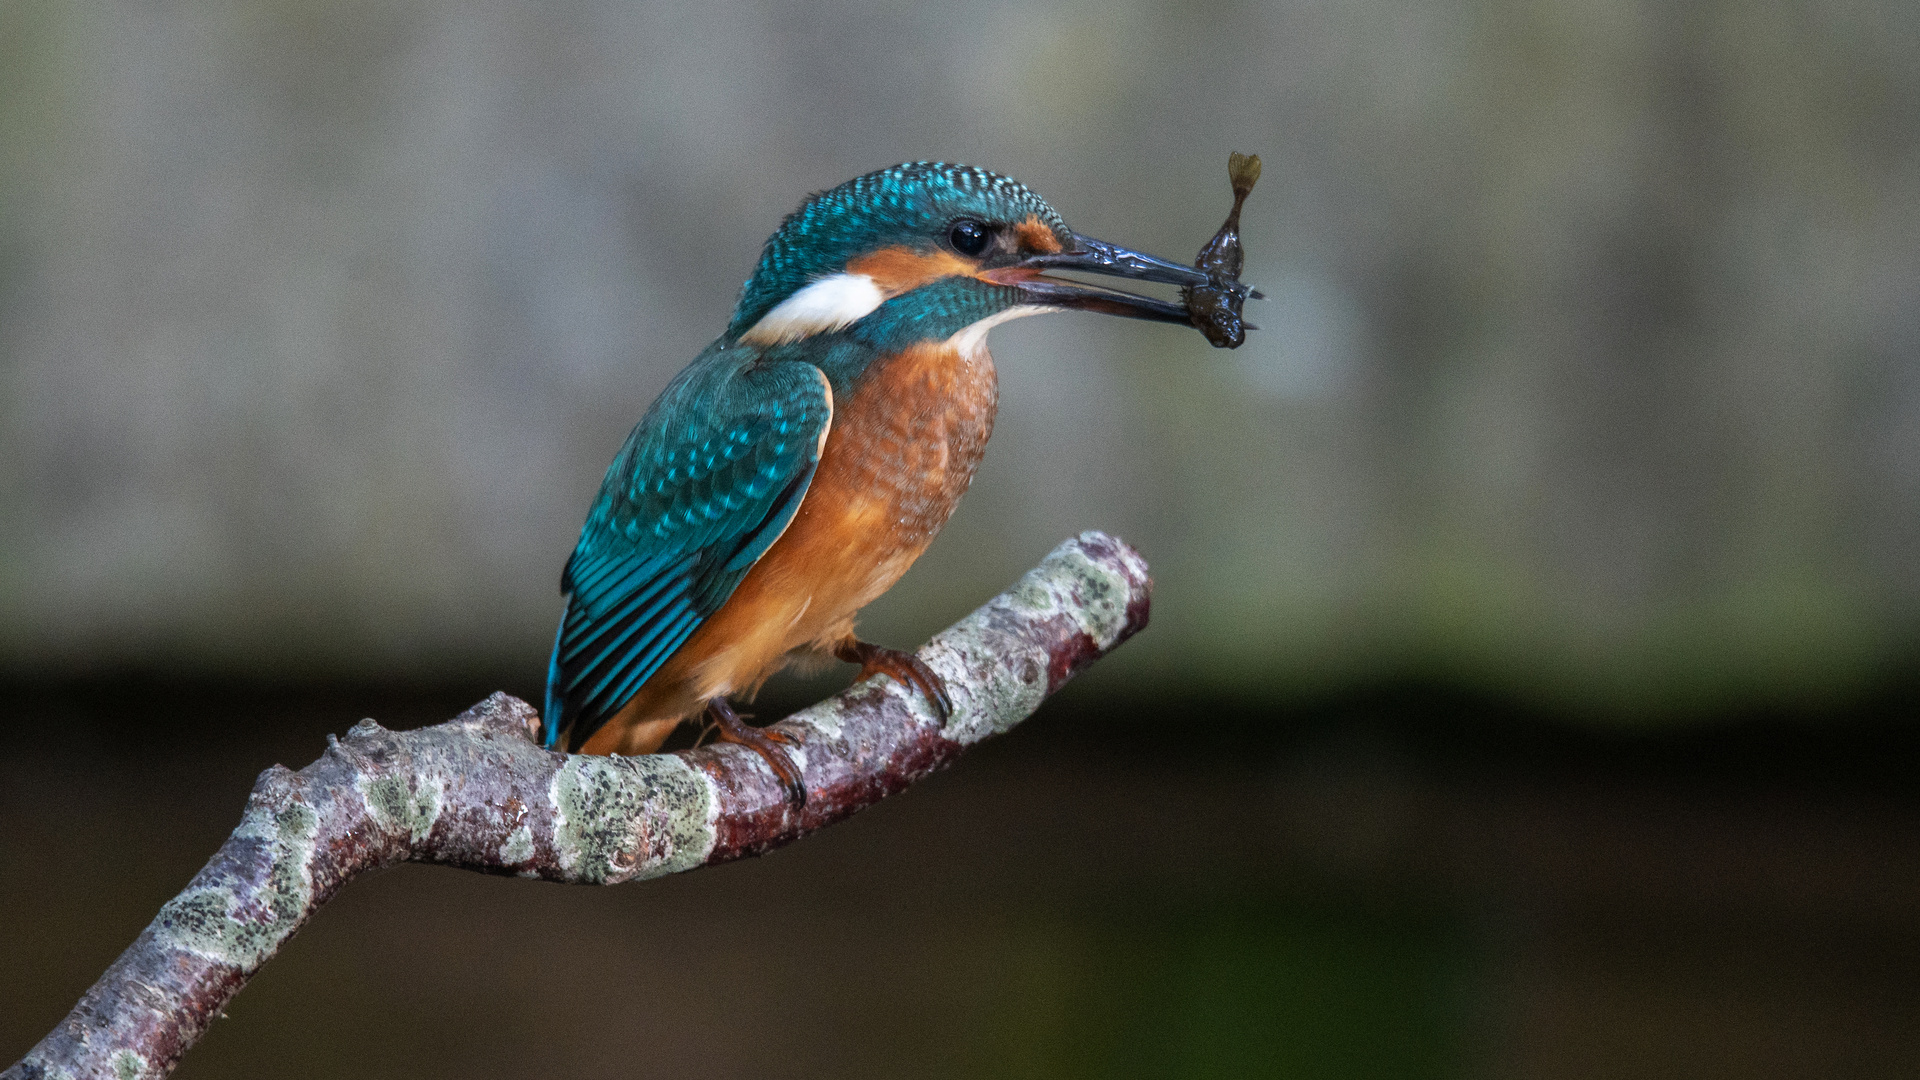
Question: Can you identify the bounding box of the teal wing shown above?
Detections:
[544,345,833,750]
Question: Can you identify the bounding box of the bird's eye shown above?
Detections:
[948,219,991,257]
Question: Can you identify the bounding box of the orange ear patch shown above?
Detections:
[1013,215,1064,255]
[846,246,978,296]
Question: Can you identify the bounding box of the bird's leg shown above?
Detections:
[834,638,953,722]
[706,698,806,807]
[692,707,782,749]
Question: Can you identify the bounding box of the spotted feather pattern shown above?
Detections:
[729,162,1072,339]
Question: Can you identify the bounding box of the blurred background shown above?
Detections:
[3,0,1917,1076]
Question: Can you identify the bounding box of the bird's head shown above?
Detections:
[728,161,1211,349]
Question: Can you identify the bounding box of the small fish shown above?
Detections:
[1183,152,1262,348]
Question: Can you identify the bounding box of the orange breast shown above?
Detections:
[581,339,999,753]
[696,338,1000,682]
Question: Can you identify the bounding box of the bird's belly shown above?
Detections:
[686,341,999,694]
[804,343,999,604]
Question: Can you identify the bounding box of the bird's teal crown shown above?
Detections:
[726,161,1071,338]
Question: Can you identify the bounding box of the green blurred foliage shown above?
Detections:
[967,903,1467,1079]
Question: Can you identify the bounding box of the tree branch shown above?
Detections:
[6,532,1150,1080]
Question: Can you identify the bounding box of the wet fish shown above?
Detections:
[1183,151,1262,348]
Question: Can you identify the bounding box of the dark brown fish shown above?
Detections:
[1183,152,1262,348]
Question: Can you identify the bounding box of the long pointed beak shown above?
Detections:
[987,233,1252,326]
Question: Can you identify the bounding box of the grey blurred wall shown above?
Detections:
[1,0,1915,715]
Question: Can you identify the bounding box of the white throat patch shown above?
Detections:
[948,304,1047,360]
[739,273,886,346]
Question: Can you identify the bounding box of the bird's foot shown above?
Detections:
[834,639,952,722]
[707,699,805,807]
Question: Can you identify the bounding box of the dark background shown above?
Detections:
[3,0,1917,1076]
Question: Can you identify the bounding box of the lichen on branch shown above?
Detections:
[6,531,1151,1080]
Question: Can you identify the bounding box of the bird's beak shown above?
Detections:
[986,233,1241,325]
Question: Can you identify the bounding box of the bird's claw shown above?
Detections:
[706,699,806,807]
[835,639,953,722]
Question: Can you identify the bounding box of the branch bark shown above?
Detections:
[6,532,1150,1080]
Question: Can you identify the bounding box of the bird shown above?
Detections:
[543,161,1223,803]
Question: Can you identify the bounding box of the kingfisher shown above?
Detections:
[544,161,1224,802]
